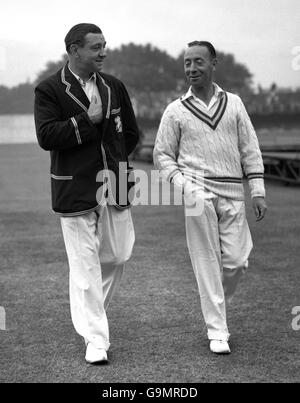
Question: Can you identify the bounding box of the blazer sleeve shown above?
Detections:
[34,82,99,151]
[118,81,139,155]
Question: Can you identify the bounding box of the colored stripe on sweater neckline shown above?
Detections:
[181,92,228,130]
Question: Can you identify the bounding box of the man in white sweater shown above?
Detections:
[153,41,267,354]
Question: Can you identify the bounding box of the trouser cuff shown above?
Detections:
[207,331,230,342]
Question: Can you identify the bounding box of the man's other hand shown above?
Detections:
[252,196,267,221]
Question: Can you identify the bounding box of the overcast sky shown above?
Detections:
[0,0,299,88]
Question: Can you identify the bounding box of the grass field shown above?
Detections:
[0,143,300,383]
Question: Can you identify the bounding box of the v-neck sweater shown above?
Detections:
[154,85,265,200]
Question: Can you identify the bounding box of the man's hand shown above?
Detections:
[87,95,102,124]
[252,196,267,221]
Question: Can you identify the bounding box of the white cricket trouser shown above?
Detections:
[185,191,253,341]
[60,205,135,351]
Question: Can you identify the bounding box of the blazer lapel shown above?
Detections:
[96,73,111,133]
[61,64,90,112]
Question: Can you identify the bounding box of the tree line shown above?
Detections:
[0,43,253,115]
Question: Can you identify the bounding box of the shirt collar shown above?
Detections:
[182,83,224,101]
[68,64,96,87]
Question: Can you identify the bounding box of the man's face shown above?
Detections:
[184,45,216,88]
[75,32,107,72]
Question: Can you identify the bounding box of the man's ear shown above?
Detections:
[212,58,218,71]
[69,44,79,56]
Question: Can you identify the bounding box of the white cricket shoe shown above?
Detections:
[85,343,108,364]
[209,340,231,354]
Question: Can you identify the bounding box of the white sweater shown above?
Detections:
[153,84,265,200]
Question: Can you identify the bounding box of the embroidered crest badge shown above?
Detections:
[114,116,123,133]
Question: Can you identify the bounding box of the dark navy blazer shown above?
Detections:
[34,65,139,216]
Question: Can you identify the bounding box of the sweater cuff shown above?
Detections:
[248,178,265,198]
[170,171,185,189]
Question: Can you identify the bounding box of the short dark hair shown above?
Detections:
[187,41,217,59]
[65,23,102,53]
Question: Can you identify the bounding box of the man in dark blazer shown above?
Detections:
[34,23,139,364]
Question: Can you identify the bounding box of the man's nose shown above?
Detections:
[99,49,107,58]
[190,62,197,72]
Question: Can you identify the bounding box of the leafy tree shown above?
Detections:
[103,43,183,92]
[215,51,253,95]
[34,54,68,85]
[0,83,34,114]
